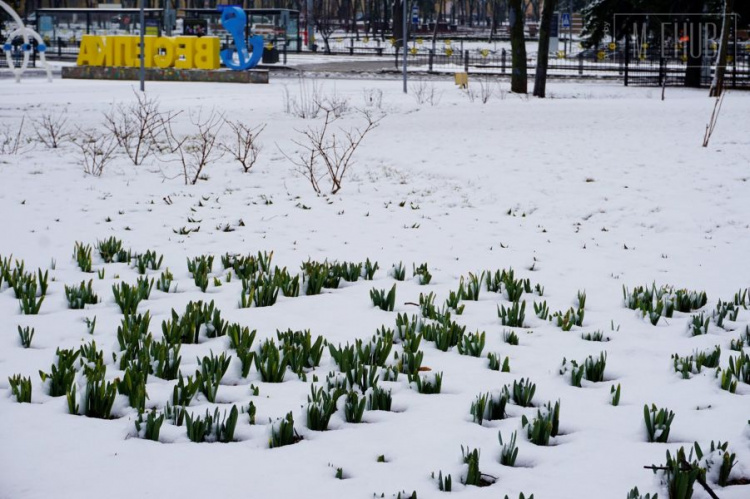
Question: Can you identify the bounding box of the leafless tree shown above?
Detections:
[75,127,118,177]
[32,111,72,149]
[163,109,226,185]
[709,0,735,98]
[284,109,381,194]
[223,119,265,173]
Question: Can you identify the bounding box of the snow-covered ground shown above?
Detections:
[0,76,749,499]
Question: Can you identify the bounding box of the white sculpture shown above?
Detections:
[1,0,52,82]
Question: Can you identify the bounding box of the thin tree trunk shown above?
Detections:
[683,2,703,88]
[393,0,404,49]
[381,0,390,40]
[710,0,734,97]
[489,0,498,42]
[509,0,527,93]
[432,0,442,48]
[532,0,556,97]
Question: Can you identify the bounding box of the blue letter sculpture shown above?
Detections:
[219,6,264,71]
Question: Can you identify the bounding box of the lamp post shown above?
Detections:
[139,0,145,92]
[402,0,407,93]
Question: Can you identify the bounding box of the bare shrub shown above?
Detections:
[284,109,381,194]
[702,92,726,148]
[163,109,226,185]
[477,76,496,103]
[410,79,442,106]
[103,91,173,166]
[32,111,72,149]
[317,88,351,118]
[282,77,323,119]
[0,117,29,155]
[223,119,265,173]
[362,88,384,109]
[75,128,118,177]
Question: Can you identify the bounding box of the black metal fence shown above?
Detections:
[389,47,750,89]
[621,48,750,89]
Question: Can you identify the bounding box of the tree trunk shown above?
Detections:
[393,0,405,49]
[533,0,556,97]
[382,0,390,40]
[509,0,527,93]
[489,0,498,42]
[432,0,442,48]
[710,0,734,97]
[683,2,703,88]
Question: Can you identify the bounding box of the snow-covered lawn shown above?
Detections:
[1,76,749,499]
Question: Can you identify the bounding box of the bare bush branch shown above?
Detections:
[163,109,226,185]
[410,80,442,106]
[362,88,384,110]
[316,87,351,118]
[0,117,30,155]
[32,111,72,149]
[223,119,265,173]
[284,109,381,194]
[282,77,323,119]
[702,92,726,148]
[103,90,171,166]
[74,127,118,177]
[463,76,497,104]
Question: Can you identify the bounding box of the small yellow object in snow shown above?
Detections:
[608,42,616,50]
[416,38,423,45]
[480,49,490,58]
[557,50,565,59]
[445,47,453,57]
[454,72,468,89]
[444,39,451,46]
[410,47,418,55]
[363,36,370,43]
[597,50,606,60]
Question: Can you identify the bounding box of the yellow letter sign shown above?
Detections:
[77,35,220,70]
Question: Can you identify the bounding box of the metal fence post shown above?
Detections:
[428,49,433,71]
[501,48,506,74]
[624,35,630,86]
[464,49,469,72]
[578,53,583,75]
[658,56,664,87]
[349,37,354,55]
[58,37,62,58]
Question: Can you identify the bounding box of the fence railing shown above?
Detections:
[4,33,749,89]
